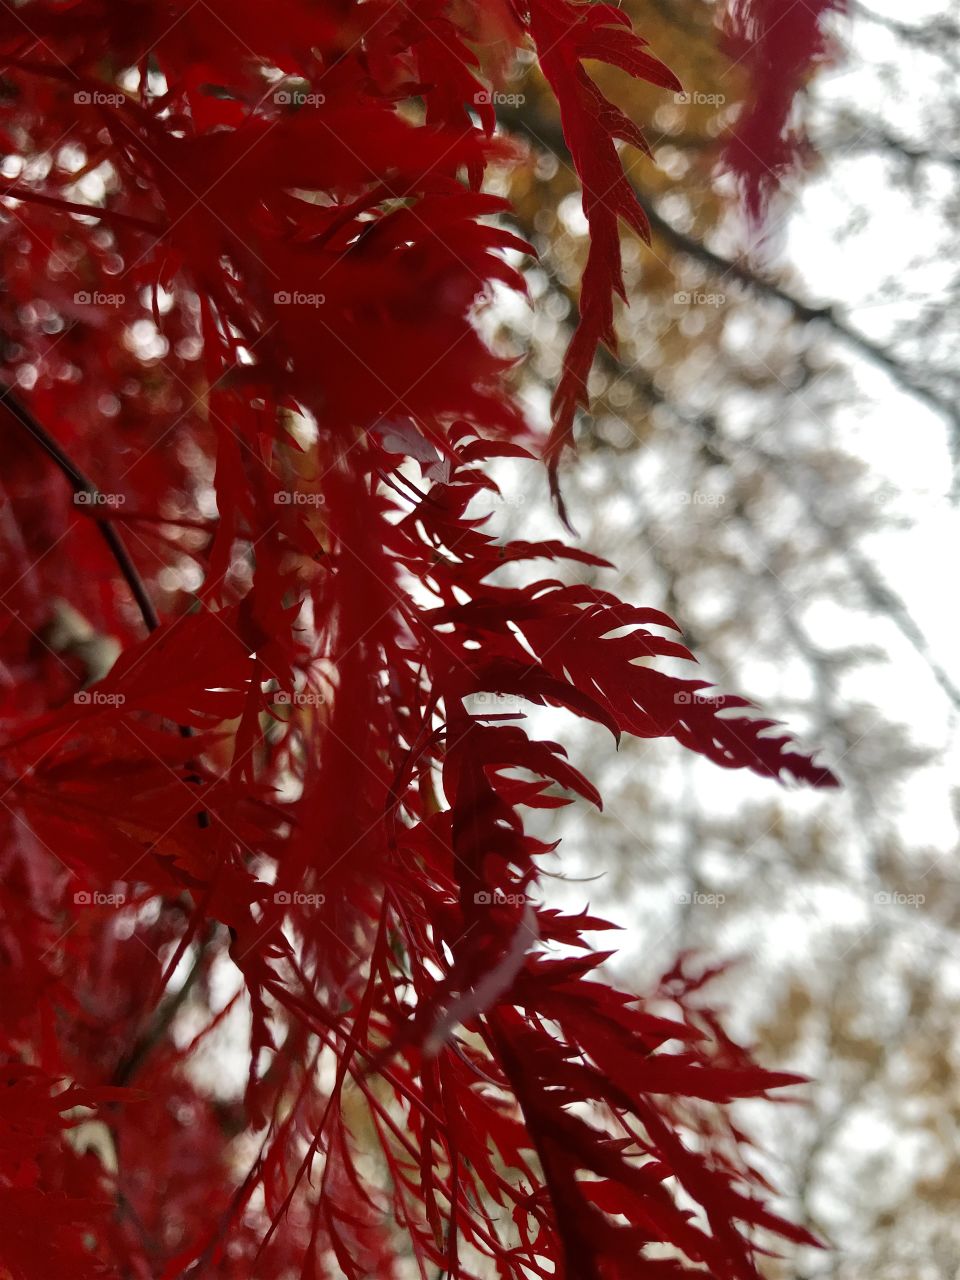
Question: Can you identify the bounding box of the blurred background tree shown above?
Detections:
[475,0,960,1275]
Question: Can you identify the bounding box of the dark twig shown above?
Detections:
[1,387,211,820]
[1,388,161,631]
[111,929,212,1086]
[501,107,960,460]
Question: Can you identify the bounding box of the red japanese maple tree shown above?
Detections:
[0,2,840,1277]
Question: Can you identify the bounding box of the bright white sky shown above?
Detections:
[787,2,960,858]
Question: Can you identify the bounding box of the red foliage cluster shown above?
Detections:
[721,0,846,219]
[0,2,835,1277]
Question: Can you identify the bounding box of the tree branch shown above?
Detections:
[501,106,960,458]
